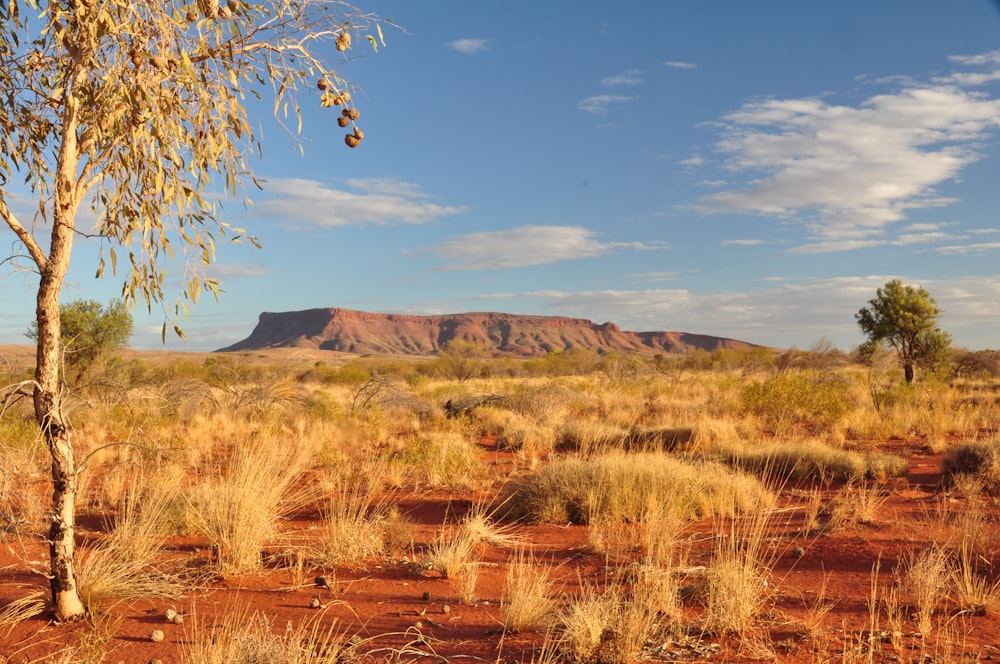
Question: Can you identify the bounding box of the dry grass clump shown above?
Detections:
[426,506,518,580]
[702,508,775,634]
[486,409,558,455]
[181,606,355,663]
[185,432,310,575]
[895,546,950,638]
[505,453,773,524]
[942,439,1000,492]
[0,591,46,634]
[501,548,556,633]
[622,425,695,452]
[703,438,908,483]
[394,433,483,489]
[554,421,628,454]
[316,480,395,566]
[76,472,184,612]
[949,536,1000,616]
[825,480,891,529]
[557,573,674,664]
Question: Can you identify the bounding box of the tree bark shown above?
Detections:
[904,362,914,384]
[33,71,87,619]
[34,273,86,622]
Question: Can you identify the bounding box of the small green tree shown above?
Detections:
[27,299,133,387]
[436,339,488,383]
[856,279,951,384]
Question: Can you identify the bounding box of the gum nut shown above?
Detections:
[171,613,184,625]
[339,90,351,102]
[186,11,197,21]
[337,117,349,127]
[163,608,177,621]
[442,604,450,614]
[150,629,165,643]
[344,134,360,148]
[309,597,322,608]
[413,620,423,630]
[317,79,328,90]
[352,129,364,141]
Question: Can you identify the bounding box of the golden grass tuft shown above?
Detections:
[185,430,310,575]
[506,452,773,525]
[501,548,555,633]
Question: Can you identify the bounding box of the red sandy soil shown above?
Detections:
[4,435,1000,664]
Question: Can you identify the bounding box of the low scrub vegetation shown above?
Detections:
[3,344,1000,662]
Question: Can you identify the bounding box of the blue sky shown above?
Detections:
[4,1,1000,352]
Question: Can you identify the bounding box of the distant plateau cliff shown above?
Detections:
[217,308,755,356]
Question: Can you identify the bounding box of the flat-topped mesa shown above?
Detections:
[216,307,756,356]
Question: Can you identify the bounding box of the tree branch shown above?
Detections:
[0,198,47,271]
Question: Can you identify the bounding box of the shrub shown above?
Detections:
[942,440,1000,492]
[395,433,483,489]
[740,370,851,434]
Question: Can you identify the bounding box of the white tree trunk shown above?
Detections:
[34,273,86,622]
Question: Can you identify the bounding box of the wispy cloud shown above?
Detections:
[627,271,680,283]
[578,94,632,114]
[447,38,493,54]
[202,263,274,280]
[664,60,697,70]
[255,178,466,228]
[697,52,1000,252]
[722,239,767,246]
[937,242,1000,255]
[601,69,644,87]
[424,225,668,271]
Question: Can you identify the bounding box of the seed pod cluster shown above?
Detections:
[336,31,351,52]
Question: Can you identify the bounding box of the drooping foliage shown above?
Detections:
[1,0,388,621]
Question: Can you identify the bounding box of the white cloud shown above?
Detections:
[424,225,668,271]
[255,178,466,227]
[601,69,644,87]
[202,263,274,280]
[664,61,697,70]
[627,271,680,283]
[721,239,767,246]
[578,94,632,114]
[937,241,1000,255]
[447,38,493,54]
[697,54,1000,250]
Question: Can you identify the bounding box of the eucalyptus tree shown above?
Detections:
[856,279,951,384]
[1,0,384,621]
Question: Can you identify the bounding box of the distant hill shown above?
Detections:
[217,308,756,356]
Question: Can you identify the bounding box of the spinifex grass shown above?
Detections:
[506,452,773,524]
[703,506,776,634]
[76,470,184,613]
[186,431,310,575]
[501,548,555,633]
[181,604,356,663]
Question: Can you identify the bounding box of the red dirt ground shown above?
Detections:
[3,434,1000,663]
